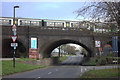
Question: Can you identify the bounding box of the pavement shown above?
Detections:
[2,56,120,78]
[0,58,20,61]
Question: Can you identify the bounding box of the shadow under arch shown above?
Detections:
[2,38,27,58]
[41,39,92,58]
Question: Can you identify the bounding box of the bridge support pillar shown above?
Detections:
[38,53,44,59]
[38,52,51,59]
[92,47,100,57]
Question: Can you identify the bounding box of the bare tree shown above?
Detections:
[75,1,120,29]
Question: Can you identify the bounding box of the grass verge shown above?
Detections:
[16,58,36,61]
[82,59,97,66]
[81,68,120,78]
[59,56,68,62]
[2,60,45,76]
[82,56,120,66]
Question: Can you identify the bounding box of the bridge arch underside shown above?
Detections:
[40,39,92,58]
[2,38,27,58]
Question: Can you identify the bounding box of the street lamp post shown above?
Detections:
[14,6,19,24]
[13,6,19,68]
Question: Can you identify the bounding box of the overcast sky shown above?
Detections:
[2,2,90,21]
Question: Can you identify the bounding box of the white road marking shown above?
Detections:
[38,77,41,78]
[81,69,83,72]
[48,72,52,74]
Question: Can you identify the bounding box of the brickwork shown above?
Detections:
[2,25,115,58]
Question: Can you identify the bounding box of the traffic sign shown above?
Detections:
[95,41,101,47]
[12,28,17,32]
[10,35,18,43]
[12,24,17,29]
[11,43,18,47]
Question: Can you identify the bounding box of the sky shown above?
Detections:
[1,1,88,50]
[1,2,89,21]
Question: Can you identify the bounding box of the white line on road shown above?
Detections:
[48,72,52,74]
[81,69,83,72]
[38,77,41,78]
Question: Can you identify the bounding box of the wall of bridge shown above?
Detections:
[2,25,115,58]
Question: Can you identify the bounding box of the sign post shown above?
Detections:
[112,36,118,56]
[11,24,18,68]
[112,36,118,66]
[11,6,19,68]
[95,41,101,56]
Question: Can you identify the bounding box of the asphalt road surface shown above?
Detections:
[4,65,118,78]
[60,55,83,65]
[3,55,119,78]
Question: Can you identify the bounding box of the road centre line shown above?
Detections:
[81,69,83,72]
[48,72,52,74]
[38,77,41,78]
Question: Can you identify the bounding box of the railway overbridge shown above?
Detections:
[1,25,118,58]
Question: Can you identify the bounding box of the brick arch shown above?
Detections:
[2,38,27,58]
[40,39,92,58]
